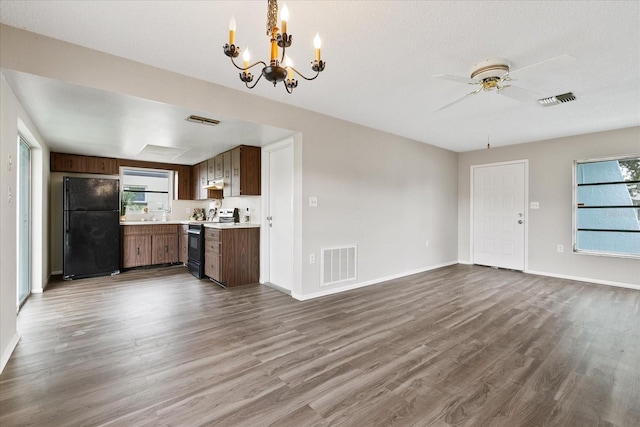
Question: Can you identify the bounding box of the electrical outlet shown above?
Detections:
[557,244,564,253]
[186,208,191,214]
[309,197,318,207]
[530,202,539,209]
[309,254,315,264]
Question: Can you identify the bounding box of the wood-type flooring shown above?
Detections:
[1,264,639,426]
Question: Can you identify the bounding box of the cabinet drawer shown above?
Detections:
[122,225,151,236]
[205,240,220,254]
[123,224,179,235]
[150,224,179,235]
[205,228,221,240]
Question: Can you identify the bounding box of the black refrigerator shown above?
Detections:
[63,177,120,280]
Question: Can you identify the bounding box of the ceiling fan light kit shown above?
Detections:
[223,0,325,94]
[469,58,511,80]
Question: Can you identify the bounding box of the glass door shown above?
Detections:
[17,136,31,309]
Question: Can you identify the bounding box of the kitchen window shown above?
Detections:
[574,156,640,258]
[121,167,173,214]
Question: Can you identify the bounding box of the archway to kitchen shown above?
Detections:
[262,138,294,293]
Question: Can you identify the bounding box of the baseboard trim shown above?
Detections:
[291,261,458,301]
[525,269,640,291]
[0,332,20,374]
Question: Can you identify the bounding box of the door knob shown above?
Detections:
[518,220,523,224]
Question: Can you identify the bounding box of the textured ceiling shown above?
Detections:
[1,0,639,161]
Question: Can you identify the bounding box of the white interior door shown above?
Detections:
[472,161,526,270]
[17,136,31,308]
[267,143,293,291]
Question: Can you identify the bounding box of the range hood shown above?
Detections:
[202,179,224,190]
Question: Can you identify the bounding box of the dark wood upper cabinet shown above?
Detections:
[86,156,118,175]
[236,145,261,196]
[191,163,200,200]
[51,153,87,173]
[222,150,232,198]
[213,154,224,179]
[175,165,192,200]
[51,152,191,200]
[51,144,259,202]
[198,160,208,200]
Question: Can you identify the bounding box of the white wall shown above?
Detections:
[0,24,460,301]
[0,75,49,372]
[458,126,640,288]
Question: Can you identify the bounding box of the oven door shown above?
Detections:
[187,231,201,262]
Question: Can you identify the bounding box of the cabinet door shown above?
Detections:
[239,145,261,196]
[51,153,87,173]
[222,151,232,198]
[231,147,241,197]
[214,154,224,179]
[176,165,192,200]
[152,234,179,265]
[216,228,260,287]
[207,158,215,181]
[204,251,220,281]
[199,161,208,200]
[122,235,152,268]
[191,163,200,200]
[86,156,118,175]
[179,227,188,264]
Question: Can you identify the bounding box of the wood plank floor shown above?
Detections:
[1,264,639,426]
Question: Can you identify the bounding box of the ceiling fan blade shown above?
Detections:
[435,89,480,112]
[433,74,479,85]
[507,54,577,77]
[498,85,541,103]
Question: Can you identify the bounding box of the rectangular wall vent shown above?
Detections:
[538,92,576,107]
[321,245,357,287]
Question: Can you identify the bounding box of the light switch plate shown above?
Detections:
[309,197,318,207]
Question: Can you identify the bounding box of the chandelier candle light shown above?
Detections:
[223,0,325,93]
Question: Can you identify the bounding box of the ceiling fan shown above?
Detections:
[433,54,576,111]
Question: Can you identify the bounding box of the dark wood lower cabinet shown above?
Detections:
[122,235,152,268]
[204,227,259,287]
[121,225,180,269]
[152,234,179,265]
[179,225,188,265]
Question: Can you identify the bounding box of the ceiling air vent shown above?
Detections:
[538,92,576,107]
[186,115,220,126]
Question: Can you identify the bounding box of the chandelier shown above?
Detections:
[223,0,325,94]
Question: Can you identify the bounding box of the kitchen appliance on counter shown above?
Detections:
[218,208,239,223]
[187,223,205,279]
[63,177,120,280]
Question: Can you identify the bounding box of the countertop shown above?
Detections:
[120,220,260,229]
